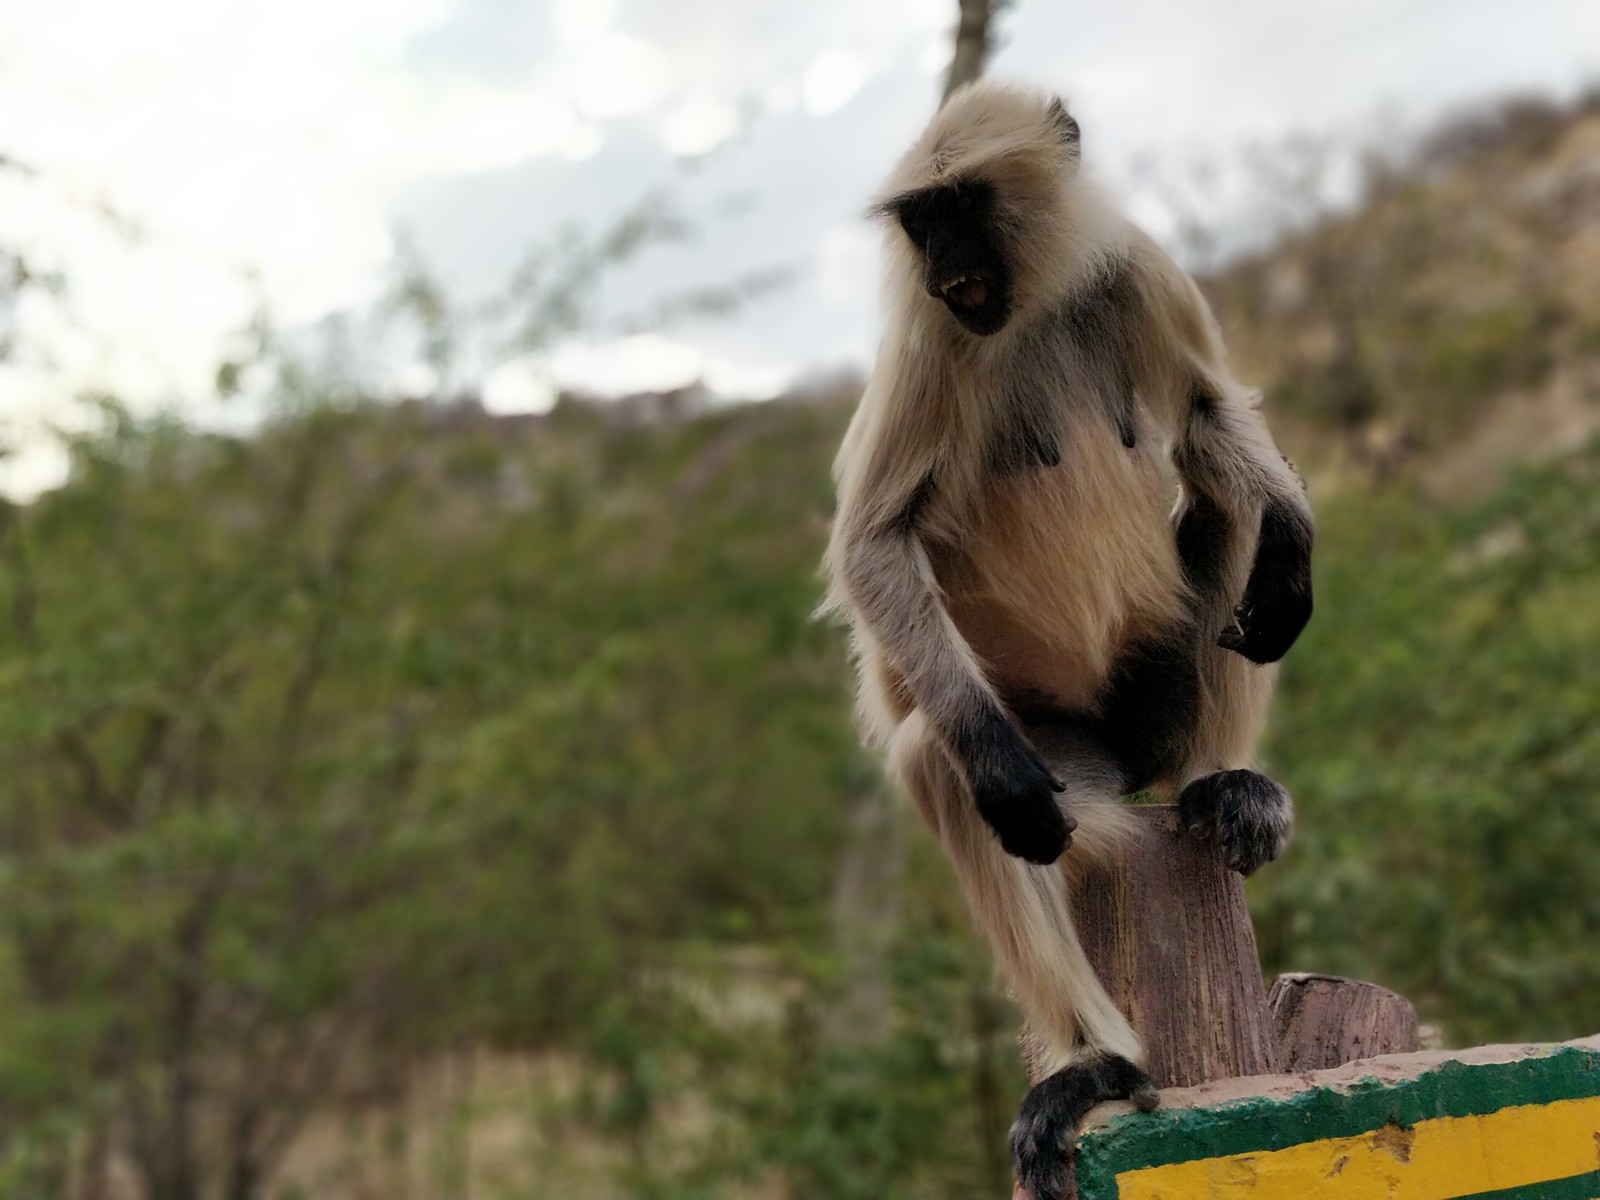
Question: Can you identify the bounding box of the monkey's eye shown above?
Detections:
[898,210,928,248]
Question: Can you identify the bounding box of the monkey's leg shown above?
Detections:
[1173,491,1295,878]
[889,711,1157,1200]
[1173,678,1293,877]
[1012,1057,1160,1200]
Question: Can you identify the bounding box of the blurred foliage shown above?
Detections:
[1256,445,1600,1046]
[2,389,1597,1196]
[0,91,1597,1198]
[0,390,864,1197]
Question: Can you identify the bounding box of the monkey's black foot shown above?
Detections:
[1010,1054,1158,1200]
[1179,769,1293,876]
[962,715,1073,864]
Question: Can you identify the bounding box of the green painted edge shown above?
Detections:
[1453,1171,1600,1200]
[1074,1046,1600,1199]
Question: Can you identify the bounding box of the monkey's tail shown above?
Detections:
[888,711,1144,1075]
[1061,794,1140,866]
[1030,724,1142,869]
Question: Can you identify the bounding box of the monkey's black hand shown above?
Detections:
[956,711,1072,864]
[1218,502,1312,665]
[1011,1054,1159,1200]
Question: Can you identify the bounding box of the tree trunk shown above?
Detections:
[943,0,999,103]
[1025,805,1284,1089]
[1267,972,1421,1071]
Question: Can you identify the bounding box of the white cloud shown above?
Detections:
[816,224,878,303]
[803,49,869,118]
[530,333,793,401]
[0,0,450,412]
[478,336,792,417]
[660,91,744,157]
[482,358,558,415]
[399,88,595,176]
[0,0,645,492]
[897,0,953,30]
[917,40,950,77]
[702,359,793,400]
[548,333,704,394]
[562,34,672,121]
[0,421,72,503]
[763,81,800,117]
[559,122,608,162]
[392,361,442,400]
[3,0,1597,505]
[551,0,618,48]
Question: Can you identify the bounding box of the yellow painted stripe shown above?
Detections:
[1115,1096,1600,1200]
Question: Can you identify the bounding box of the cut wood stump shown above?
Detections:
[1267,971,1420,1071]
[1010,806,1438,1199]
[1022,805,1284,1090]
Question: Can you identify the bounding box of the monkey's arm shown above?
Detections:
[1141,253,1313,664]
[827,421,1071,863]
[1174,385,1313,664]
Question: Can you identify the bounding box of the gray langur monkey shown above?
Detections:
[820,83,1313,1200]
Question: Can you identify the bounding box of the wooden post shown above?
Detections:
[1267,972,1421,1071]
[1025,805,1284,1089]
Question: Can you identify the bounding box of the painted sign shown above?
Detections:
[1072,1038,1600,1200]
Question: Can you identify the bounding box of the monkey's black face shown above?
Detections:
[893,181,1013,336]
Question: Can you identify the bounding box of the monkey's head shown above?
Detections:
[872,84,1094,338]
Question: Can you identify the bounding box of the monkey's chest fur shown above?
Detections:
[935,401,1190,715]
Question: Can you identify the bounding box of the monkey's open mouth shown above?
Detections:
[938,274,989,311]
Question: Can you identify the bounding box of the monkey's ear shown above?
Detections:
[1047,96,1081,161]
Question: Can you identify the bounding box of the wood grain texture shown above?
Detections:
[1267,972,1421,1071]
[1024,805,1285,1089]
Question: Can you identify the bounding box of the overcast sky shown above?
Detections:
[1,0,1596,497]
